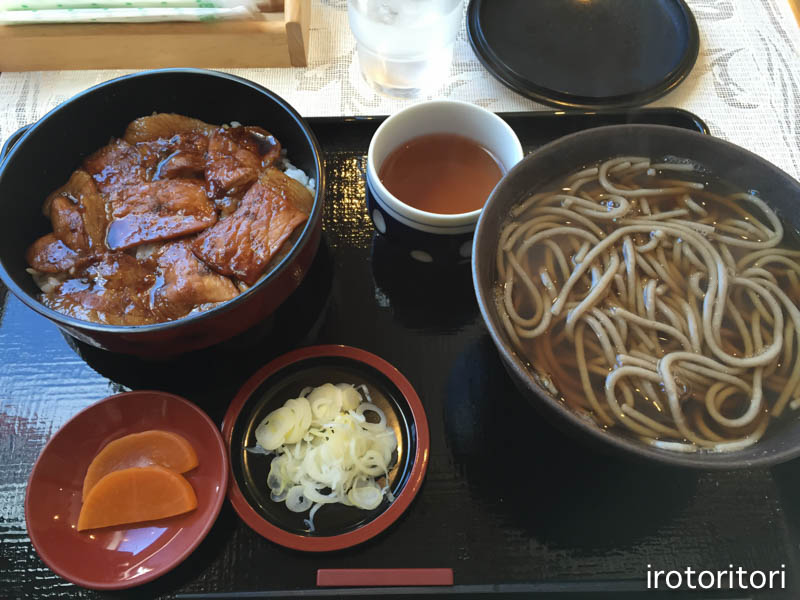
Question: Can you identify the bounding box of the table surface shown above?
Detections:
[1,1,800,599]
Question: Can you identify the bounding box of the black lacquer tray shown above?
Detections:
[2,109,799,600]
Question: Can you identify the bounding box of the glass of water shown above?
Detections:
[348,0,464,98]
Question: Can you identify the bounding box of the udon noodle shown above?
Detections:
[496,156,800,452]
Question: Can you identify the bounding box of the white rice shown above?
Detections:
[280,151,316,194]
[26,268,66,294]
[135,242,160,260]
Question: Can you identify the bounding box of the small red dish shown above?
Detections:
[25,390,227,590]
[222,345,430,552]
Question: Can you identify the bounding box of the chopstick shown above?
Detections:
[317,568,453,587]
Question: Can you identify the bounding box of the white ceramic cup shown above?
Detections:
[366,100,524,260]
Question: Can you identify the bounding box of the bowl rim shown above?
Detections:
[0,67,326,335]
[366,99,523,227]
[472,123,800,469]
[221,344,430,551]
[24,390,229,590]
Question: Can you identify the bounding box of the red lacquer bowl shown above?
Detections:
[25,391,227,590]
[222,345,430,552]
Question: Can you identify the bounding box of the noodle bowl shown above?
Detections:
[496,156,800,453]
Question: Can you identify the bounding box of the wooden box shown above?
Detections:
[0,0,310,71]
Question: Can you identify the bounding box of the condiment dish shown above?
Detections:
[222,345,430,551]
[25,390,227,590]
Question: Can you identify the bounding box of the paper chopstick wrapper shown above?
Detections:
[0,0,260,23]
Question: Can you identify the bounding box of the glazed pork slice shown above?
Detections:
[44,170,108,252]
[125,114,214,180]
[204,126,281,199]
[271,167,314,214]
[136,131,210,181]
[50,196,89,253]
[152,241,239,320]
[191,167,311,286]
[123,113,216,144]
[154,147,207,181]
[84,138,147,195]
[26,233,91,273]
[40,253,158,326]
[106,179,217,251]
[30,170,108,273]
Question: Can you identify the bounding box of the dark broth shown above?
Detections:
[378,133,504,215]
[500,160,800,447]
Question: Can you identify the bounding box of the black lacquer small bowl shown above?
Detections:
[473,124,800,469]
[221,345,430,551]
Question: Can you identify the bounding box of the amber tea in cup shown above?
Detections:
[365,99,523,263]
[378,133,505,215]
